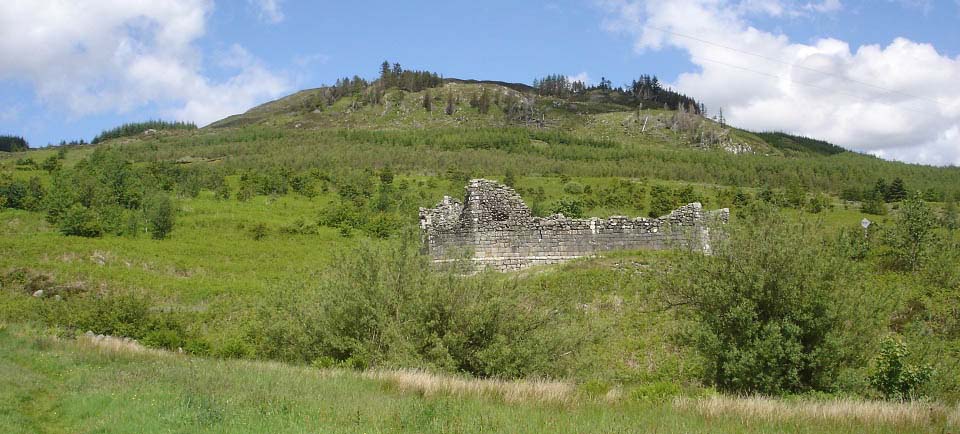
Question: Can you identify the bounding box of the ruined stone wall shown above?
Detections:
[420,179,728,271]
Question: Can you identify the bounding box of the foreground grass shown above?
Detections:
[0,325,953,433]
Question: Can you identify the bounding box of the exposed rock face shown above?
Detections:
[419,179,729,271]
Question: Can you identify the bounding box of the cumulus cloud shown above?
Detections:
[0,0,290,126]
[601,0,960,165]
[567,72,592,84]
[250,0,285,24]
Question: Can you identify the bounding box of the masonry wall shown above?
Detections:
[420,179,728,271]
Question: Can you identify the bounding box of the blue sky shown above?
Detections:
[1,0,958,165]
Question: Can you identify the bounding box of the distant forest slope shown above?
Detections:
[755,131,847,156]
[92,120,197,144]
[74,61,960,197]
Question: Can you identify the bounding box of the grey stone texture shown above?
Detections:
[420,179,729,271]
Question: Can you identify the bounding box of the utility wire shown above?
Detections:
[692,55,933,116]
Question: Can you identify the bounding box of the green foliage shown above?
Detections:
[0,135,28,152]
[629,381,683,404]
[806,193,832,214]
[59,204,102,237]
[377,60,443,92]
[249,223,269,241]
[592,179,645,210]
[563,182,585,195]
[665,213,857,395]
[785,183,807,209]
[422,89,432,111]
[4,326,948,434]
[754,132,845,155]
[882,193,936,272]
[551,198,584,218]
[861,190,887,216]
[942,199,958,230]
[92,120,197,144]
[648,185,677,217]
[0,175,45,211]
[41,155,62,172]
[676,185,701,205]
[503,168,516,187]
[144,194,175,240]
[885,178,908,202]
[246,239,577,378]
[869,337,932,401]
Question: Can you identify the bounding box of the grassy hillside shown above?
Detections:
[2,72,960,429]
[1,325,954,433]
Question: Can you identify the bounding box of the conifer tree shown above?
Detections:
[423,89,432,112]
[886,178,908,202]
[943,199,958,230]
[478,87,490,114]
[445,92,456,115]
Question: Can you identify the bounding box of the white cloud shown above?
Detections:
[567,72,591,84]
[600,0,960,166]
[0,0,290,126]
[804,0,842,13]
[250,0,285,24]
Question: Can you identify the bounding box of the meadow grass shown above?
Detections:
[0,324,952,434]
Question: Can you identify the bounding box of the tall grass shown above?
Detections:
[2,325,952,433]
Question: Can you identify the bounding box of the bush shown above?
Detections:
[664,213,856,395]
[249,223,269,241]
[630,381,683,404]
[861,191,887,215]
[245,238,577,379]
[869,337,932,401]
[883,193,936,272]
[806,193,832,214]
[648,185,676,217]
[550,198,584,218]
[144,194,175,240]
[563,182,584,195]
[59,205,102,237]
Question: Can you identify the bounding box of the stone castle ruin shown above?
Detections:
[419,179,729,271]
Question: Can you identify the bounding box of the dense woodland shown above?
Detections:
[534,73,703,113]
[0,135,28,152]
[91,120,197,144]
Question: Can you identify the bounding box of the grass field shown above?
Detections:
[2,324,954,433]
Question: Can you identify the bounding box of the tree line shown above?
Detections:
[533,73,703,113]
[91,120,197,144]
[0,135,28,152]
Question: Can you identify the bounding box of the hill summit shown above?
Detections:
[206,61,841,157]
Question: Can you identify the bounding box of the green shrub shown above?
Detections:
[861,191,887,215]
[630,381,682,404]
[664,213,856,395]
[550,198,584,218]
[806,193,832,214]
[245,238,578,379]
[563,182,584,195]
[144,194,175,240]
[883,193,936,272]
[869,337,932,401]
[249,223,269,241]
[59,205,102,237]
[648,185,676,217]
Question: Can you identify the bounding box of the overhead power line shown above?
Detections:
[692,55,933,116]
